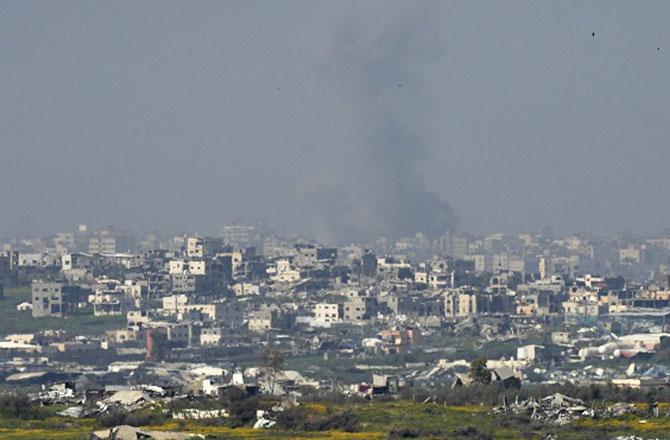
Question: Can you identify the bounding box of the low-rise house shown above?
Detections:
[377,328,421,354]
[233,282,261,296]
[372,374,399,395]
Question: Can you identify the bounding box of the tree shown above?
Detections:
[151,331,171,362]
[220,387,259,427]
[0,393,45,419]
[469,358,491,384]
[502,376,522,389]
[655,336,670,362]
[605,276,626,290]
[263,346,284,396]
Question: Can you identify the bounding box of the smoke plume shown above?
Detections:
[300,1,457,244]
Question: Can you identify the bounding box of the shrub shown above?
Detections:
[452,426,492,440]
[276,407,358,432]
[0,393,48,420]
[307,410,357,432]
[125,409,166,426]
[96,408,165,428]
[469,358,491,384]
[275,406,308,430]
[216,386,262,427]
[97,410,127,428]
[388,428,441,439]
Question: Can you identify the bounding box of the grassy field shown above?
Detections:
[0,287,125,336]
[1,401,670,439]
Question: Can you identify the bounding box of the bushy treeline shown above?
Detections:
[389,425,493,440]
[275,407,357,432]
[0,393,49,420]
[96,407,166,428]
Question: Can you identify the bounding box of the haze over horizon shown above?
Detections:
[2,1,670,242]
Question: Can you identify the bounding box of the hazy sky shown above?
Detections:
[1,1,669,242]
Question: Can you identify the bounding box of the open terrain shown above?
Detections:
[1,401,669,440]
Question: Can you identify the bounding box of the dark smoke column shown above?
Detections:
[300,1,457,244]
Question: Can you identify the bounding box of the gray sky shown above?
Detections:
[1,1,669,242]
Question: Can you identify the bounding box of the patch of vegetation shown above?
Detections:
[276,407,358,432]
[0,394,50,420]
[469,358,491,384]
[3,396,670,439]
[219,386,264,427]
[0,287,125,336]
[96,407,166,428]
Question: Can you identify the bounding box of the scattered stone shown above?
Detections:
[89,425,202,440]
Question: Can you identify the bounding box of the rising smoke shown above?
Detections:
[299,1,457,244]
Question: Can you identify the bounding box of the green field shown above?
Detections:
[0,287,125,336]
[0,401,669,440]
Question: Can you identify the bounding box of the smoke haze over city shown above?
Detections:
[2,1,670,242]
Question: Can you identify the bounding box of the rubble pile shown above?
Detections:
[606,403,637,417]
[100,390,154,411]
[493,393,638,425]
[88,425,202,440]
[37,383,77,405]
[172,408,228,420]
[252,402,291,429]
[611,437,662,440]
